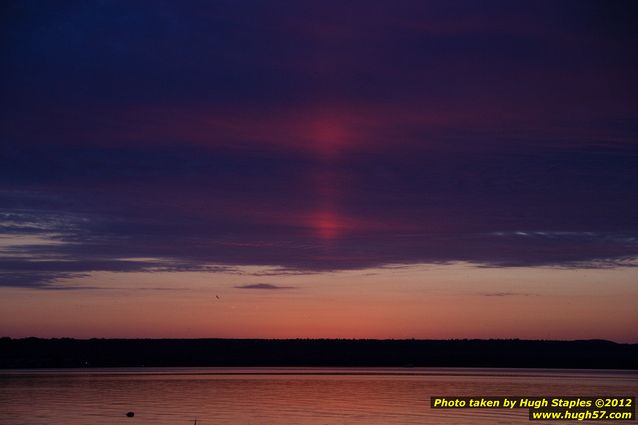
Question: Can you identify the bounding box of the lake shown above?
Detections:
[1,368,636,424]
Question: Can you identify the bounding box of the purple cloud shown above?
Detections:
[235,283,296,290]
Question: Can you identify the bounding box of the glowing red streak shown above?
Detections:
[309,116,350,159]
[313,209,342,240]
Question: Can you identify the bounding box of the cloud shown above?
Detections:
[0,271,88,290]
[1,171,637,290]
[480,292,535,297]
[1,0,637,289]
[235,283,296,290]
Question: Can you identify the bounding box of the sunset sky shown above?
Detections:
[1,0,637,341]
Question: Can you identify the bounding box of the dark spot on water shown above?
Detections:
[126,411,134,417]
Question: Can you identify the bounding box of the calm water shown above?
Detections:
[1,368,636,424]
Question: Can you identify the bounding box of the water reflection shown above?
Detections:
[1,368,636,424]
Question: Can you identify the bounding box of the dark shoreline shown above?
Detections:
[1,338,636,369]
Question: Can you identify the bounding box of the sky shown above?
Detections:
[1,0,637,341]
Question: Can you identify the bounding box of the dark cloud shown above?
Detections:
[235,283,295,290]
[1,145,637,289]
[0,271,87,290]
[480,292,535,297]
[1,0,637,289]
